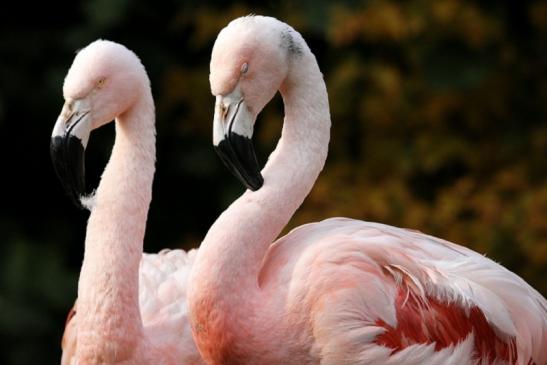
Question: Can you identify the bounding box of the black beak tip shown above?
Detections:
[215,135,265,192]
[245,174,264,191]
[50,135,87,209]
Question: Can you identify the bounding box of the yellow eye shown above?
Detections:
[96,78,106,88]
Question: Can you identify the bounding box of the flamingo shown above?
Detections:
[51,40,203,365]
[187,16,547,365]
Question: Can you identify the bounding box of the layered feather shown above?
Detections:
[61,249,204,365]
[259,218,547,364]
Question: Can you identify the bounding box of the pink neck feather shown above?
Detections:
[189,43,331,355]
[76,87,155,361]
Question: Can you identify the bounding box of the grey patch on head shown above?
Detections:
[281,28,303,58]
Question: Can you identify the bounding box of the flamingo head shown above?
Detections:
[210,15,304,191]
[50,40,147,209]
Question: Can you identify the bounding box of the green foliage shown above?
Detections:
[0,0,546,363]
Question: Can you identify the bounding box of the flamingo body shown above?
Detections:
[139,249,203,364]
[52,40,203,364]
[188,16,547,365]
[258,218,545,364]
[62,249,203,365]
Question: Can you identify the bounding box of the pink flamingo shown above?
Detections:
[51,40,203,364]
[188,16,547,364]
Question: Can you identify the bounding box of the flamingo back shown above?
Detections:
[61,248,204,365]
[258,218,547,365]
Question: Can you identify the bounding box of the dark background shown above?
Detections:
[1,1,546,364]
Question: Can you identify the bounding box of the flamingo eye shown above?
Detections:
[241,63,249,74]
[96,78,106,88]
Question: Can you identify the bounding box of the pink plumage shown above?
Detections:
[188,16,547,365]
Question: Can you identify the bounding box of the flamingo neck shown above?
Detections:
[76,88,155,361]
[189,46,330,359]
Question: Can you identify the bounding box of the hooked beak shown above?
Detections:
[213,88,264,191]
[50,100,92,209]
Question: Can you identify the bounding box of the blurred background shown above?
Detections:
[1,0,546,363]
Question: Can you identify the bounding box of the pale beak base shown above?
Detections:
[213,93,264,191]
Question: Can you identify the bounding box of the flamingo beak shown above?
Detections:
[50,99,92,209]
[213,90,264,191]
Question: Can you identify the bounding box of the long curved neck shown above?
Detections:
[189,44,330,351]
[76,87,155,361]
